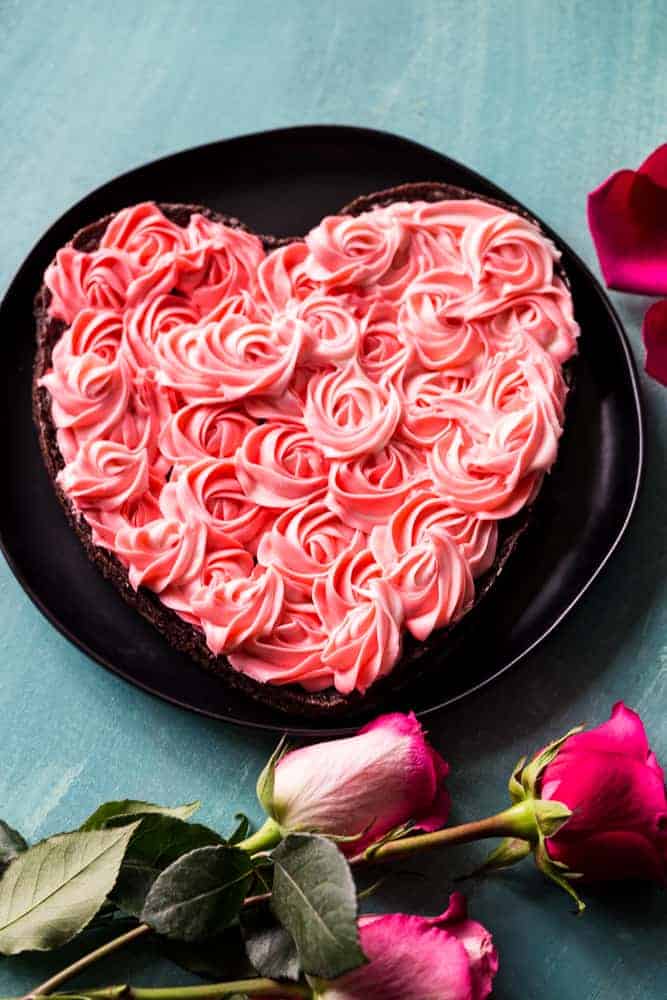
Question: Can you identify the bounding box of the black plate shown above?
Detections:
[0,125,643,734]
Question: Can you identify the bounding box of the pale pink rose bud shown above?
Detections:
[261,712,450,854]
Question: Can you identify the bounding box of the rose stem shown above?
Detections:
[22,924,151,998]
[348,801,537,865]
[22,980,311,999]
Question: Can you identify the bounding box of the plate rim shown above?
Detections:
[0,123,645,735]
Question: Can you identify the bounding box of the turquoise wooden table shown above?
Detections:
[1,2,665,996]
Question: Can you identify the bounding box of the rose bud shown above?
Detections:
[539,702,667,884]
[310,892,497,1000]
[242,713,450,855]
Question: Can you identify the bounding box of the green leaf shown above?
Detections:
[80,799,200,831]
[161,923,255,980]
[256,737,288,817]
[0,822,139,954]
[111,815,224,916]
[228,814,251,846]
[270,834,365,979]
[0,821,28,872]
[241,902,300,981]
[141,845,254,942]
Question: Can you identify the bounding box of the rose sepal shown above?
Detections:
[475,732,587,912]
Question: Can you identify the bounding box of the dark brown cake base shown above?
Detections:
[33,184,570,719]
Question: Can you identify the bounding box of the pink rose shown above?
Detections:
[314,893,497,1000]
[264,712,449,854]
[540,702,667,882]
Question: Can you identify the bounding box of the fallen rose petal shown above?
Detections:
[587,143,667,295]
[643,299,667,385]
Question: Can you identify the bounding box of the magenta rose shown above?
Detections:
[539,702,667,882]
[260,712,450,855]
[312,893,497,1000]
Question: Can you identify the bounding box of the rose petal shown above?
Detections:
[428,893,499,1000]
[553,702,651,761]
[547,829,666,884]
[323,914,475,1000]
[541,750,667,839]
[587,143,667,295]
[643,299,667,386]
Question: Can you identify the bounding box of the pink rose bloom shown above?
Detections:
[314,893,497,1000]
[266,712,450,854]
[539,702,667,882]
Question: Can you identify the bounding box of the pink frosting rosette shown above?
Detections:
[159,402,256,465]
[59,438,149,513]
[304,364,402,459]
[40,308,130,449]
[160,458,273,552]
[126,222,265,313]
[190,565,284,656]
[155,314,306,403]
[395,368,472,448]
[236,422,329,508]
[305,208,410,288]
[428,409,553,520]
[480,279,579,364]
[371,489,498,579]
[313,546,384,631]
[257,242,318,310]
[321,578,404,695]
[327,439,428,532]
[257,498,363,599]
[228,600,331,690]
[357,300,413,386]
[162,539,256,626]
[121,293,200,373]
[115,516,207,594]
[386,531,474,641]
[297,292,361,363]
[46,247,139,324]
[460,207,559,309]
[100,202,190,267]
[400,269,484,373]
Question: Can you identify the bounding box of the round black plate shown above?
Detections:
[0,126,643,734]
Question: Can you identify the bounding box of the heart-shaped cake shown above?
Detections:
[33,183,578,717]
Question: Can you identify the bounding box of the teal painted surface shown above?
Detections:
[1,0,665,995]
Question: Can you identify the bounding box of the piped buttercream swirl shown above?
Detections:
[42,197,578,695]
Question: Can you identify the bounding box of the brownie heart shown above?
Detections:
[33,184,578,716]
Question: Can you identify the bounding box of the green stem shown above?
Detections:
[23,924,151,998]
[236,817,282,854]
[21,981,311,999]
[350,800,537,865]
